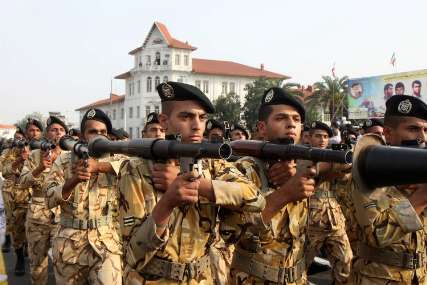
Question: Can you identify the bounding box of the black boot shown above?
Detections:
[2,235,10,253]
[14,247,25,276]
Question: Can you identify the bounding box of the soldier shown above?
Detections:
[141,112,165,139]
[351,95,427,284]
[205,119,225,142]
[305,121,352,284]
[19,116,67,285]
[44,109,123,285]
[2,118,43,275]
[362,118,384,138]
[229,124,250,141]
[229,87,316,284]
[118,81,264,284]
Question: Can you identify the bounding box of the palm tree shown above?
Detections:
[305,75,348,122]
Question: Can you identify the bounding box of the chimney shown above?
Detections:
[260,64,264,71]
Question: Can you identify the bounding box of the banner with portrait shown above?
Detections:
[347,69,427,119]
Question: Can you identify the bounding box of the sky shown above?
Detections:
[1,0,426,125]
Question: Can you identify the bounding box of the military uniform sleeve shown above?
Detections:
[118,159,168,270]
[44,153,69,209]
[351,182,423,248]
[210,159,265,212]
[1,151,20,178]
[19,150,42,189]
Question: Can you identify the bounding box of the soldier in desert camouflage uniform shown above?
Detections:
[19,116,67,285]
[351,95,427,284]
[119,81,264,285]
[2,119,43,275]
[44,109,124,285]
[229,87,316,285]
[304,121,352,284]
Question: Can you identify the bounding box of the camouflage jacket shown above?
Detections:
[19,149,60,224]
[121,157,264,284]
[1,148,31,205]
[352,185,427,282]
[44,151,124,257]
[232,157,307,269]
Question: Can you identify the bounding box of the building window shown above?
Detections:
[155,52,161,65]
[222,82,228,95]
[177,76,184,83]
[145,106,151,116]
[146,55,151,65]
[163,76,168,82]
[154,105,160,114]
[147,77,152,92]
[113,109,116,120]
[136,127,140,138]
[137,106,140,118]
[137,80,141,93]
[163,54,169,65]
[129,127,133,139]
[230,82,236,94]
[203,81,209,93]
[175,54,180,65]
[121,108,124,119]
[155,76,160,87]
[128,83,132,96]
[184,55,189,66]
[129,107,133,119]
[195,80,201,89]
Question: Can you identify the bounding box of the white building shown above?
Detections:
[0,124,16,139]
[77,21,288,139]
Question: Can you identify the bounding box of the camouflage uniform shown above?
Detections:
[306,180,353,284]
[19,149,60,285]
[351,185,427,284]
[0,148,16,236]
[44,152,123,285]
[119,157,263,285]
[229,157,308,285]
[1,148,30,250]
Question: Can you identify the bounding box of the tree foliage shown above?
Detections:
[213,92,241,124]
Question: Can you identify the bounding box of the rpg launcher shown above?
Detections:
[29,139,56,151]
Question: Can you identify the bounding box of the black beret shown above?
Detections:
[230,123,250,139]
[206,119,224,133]
[118,128,129,139]
[145,112,160,126]
[111,128,129,140]
[261,87,305,122]
[26,118,44,132]
[385,95,427,121]
[46,116,69,133]
[80,108,112,134]
[303,124,310,132]
[157,81,215,114]
[310,121,333,137]
[362,118,384,131]
[15,126,24,135]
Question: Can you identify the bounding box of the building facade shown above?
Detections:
[77,22,288,138]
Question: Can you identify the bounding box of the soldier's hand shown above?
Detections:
[162,172,200,209]
[268,160,296,187]
[279,165,316,202]
[20,146,30,161]
[85,158,99,173]
[152,161,180,192]
[71,160,91,182]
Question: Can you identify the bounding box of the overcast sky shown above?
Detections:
[1,0,426,125]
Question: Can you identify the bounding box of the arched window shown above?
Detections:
[155,76,160,87]
[163,76,168,82]
[147,77,152,92]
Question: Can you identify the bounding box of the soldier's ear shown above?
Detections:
[383,126,392,144]
[257,121,266,138]
[159,113,168,130]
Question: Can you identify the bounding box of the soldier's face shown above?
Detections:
[143,123,165,139]
[83,120,108,142]
[208,128,224,142]
[230,130,247,141]
[161,101,208,143]
[413,84,421,95]
[365,125,384,138]
[47,123,66,144]
[259,105,302,143]
[310,130,329,149]
[26,124,42,140]
[14,133,24,140]
[385,117,427,147]
[396,87,404,95]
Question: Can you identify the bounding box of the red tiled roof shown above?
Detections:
[115,71,131,79]
[75,94,125,111]
[129,21,196,55]
[192,58,289,79]
[0,124,16,129]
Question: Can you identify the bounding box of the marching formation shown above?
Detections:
[0,81,427,285]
